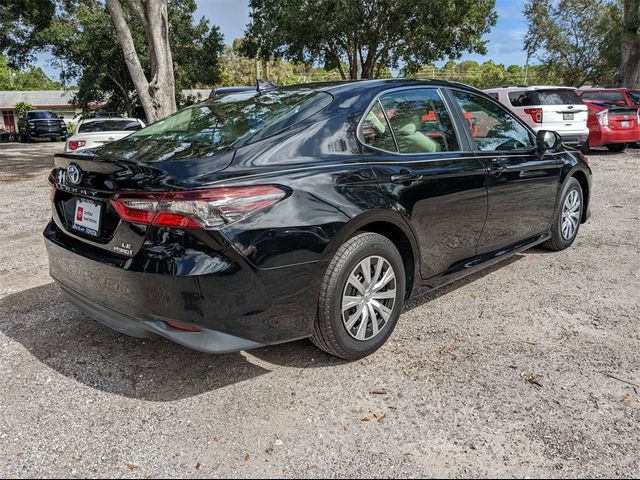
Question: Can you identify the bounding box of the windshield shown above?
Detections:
[128,88,332,150]
[79,120,142,133]
[27,111,59,120]
[627,90,640,105]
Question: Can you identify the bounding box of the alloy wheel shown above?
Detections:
[561,190,581,240]
[341,255,397,341]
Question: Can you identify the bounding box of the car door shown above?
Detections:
[360,87,488,280]
[450,89,561,254]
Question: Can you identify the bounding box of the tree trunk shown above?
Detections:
[106,0,176,122]
[619,0,640,88]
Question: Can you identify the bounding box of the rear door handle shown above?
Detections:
[391,169,423,184]
[487,157,510,175]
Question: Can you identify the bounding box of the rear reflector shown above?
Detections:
[165,321,201,332]
[110,185,288,229]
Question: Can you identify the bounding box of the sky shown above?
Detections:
[35,0,529,81]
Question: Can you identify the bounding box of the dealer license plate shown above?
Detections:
[72,198,101,236]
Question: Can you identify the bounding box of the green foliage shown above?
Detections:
[15,102,34,117]
[244,0,497,80]
[66,122,75,134]
[524,0,618,86]
[2,0,225,115]
[402,60,563,88]
[0,55,60,90]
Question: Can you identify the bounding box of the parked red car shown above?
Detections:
[577,88,640,152]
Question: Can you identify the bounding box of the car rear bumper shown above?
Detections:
[588,126,640,146]
[44,221,321,353]
[533,127,589,145]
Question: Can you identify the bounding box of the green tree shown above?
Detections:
[0,55,60,90]
[15,102,34,117]
[243,0,497,80]
[524,0,617,86]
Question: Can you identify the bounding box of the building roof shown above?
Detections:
[0,90,79,109]
[0,89,214,109]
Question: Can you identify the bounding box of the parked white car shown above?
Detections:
[484,86,589,147]
[65,117,145,153]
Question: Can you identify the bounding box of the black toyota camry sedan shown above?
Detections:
[45,79,592,360]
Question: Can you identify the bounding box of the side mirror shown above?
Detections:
[535,130,561,158]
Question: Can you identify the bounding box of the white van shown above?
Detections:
[484,86,589,147]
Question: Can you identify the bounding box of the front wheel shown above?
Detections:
[541,177,584,251]
[311,232,406,360]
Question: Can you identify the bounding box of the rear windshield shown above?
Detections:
[27,111,59,120]
[128,88,332,150]
[79,120,142,133]
[509,89,582,106]
[580,91,626,103]
[627,90,640,105]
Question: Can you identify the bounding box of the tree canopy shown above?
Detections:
[243,0,497,80]
[0,55,61,90]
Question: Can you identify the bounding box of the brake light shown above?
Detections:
[524,108,543,123]
[67,140,86,150]
[110,186,288,229]
[596,110,609,127]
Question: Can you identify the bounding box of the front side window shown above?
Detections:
[376,88,460,153]
[453,90,533,152]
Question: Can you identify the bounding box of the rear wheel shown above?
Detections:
[606,143,627,152]
[311,232,406,360]
[541,177,583,251]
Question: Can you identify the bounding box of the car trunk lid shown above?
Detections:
[51,139,235,254]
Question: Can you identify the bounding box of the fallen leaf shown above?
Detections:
[521,372,544,389]
[127,463,138,471]
[622,395,636,404]
[265,447,273,455]
[377,414,386,424]
[243,454,251,462]
[195,463,201,471]
[342,424,350,432]
[370,389,389,395]
[362,414,376,422]
[212,437,219,443]
[525,337,537,346]
[16,453,24,459]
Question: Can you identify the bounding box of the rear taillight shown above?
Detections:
[67,140,86,150]
[110,185,288,229]
[165,321,201,332]
[596,110,609,127]
[524,108,543,124]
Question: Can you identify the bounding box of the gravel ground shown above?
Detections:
[0,142,639,478]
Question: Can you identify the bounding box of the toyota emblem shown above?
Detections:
[67,163,82,185]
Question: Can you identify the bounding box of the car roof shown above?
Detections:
[484,85,576,92]
[80,117,140,122]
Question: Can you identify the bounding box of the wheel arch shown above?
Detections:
[570,169,590,223]
[326,210,420,299]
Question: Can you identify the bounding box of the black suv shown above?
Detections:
[46,80,592,360]
[19,110,67,142]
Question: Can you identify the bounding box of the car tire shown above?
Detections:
[541,177,584,251]
[606,143,627,152]
[311,232,406,360]
[579,141,590,154]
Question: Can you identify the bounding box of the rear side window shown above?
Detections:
[79,120,142,133]
[453,90,533,152]
[509,91,535,107]
[360,102,396,151]
[375,88,460,153]
[627,90,640,105]
[580,91,626,103]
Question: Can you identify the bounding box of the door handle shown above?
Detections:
[391,169,423,184]
[487,157,509,175]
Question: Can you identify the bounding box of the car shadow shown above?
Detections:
[0,254,525,401]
